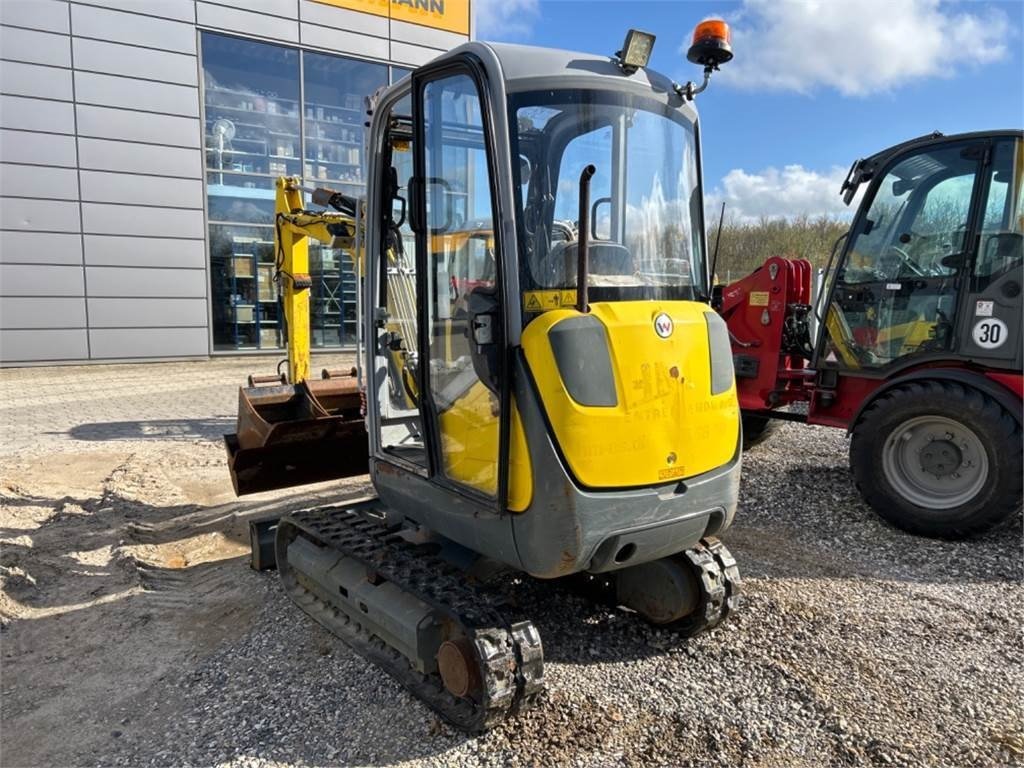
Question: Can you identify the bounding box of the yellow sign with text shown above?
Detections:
[523,290,578,313]
[313,0,470,35]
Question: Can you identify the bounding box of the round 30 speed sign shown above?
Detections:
[972,317,1008,349]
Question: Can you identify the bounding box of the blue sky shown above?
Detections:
[474,0,1024,222]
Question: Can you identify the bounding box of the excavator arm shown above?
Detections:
[224,177,369,496]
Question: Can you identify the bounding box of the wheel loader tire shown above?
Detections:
[850,380,1022,539]
[741,412,779,450]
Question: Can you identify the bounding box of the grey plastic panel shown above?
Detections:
[0,328,88,361]
[389,20,463,51]
[75,0,196,23]
[70,4,196,54]
[0,129,78,167]
[0,61,74,101]
[0,198,80,232]
[0,164,80,201]
[704,312,735,395]
[0,26,71,67]
[0,264,84,296]
[87,297,207,327]
[75,72,200,117]
[196,2,299,42]
[85,265,206,297]
[389,41,443,67]
[0,95,75,134]
[0,231,83,265]
[78,138,202,177]
[76,105,201,148]
[300,22,388,60]
[84,234,206,268]
[80,171,203,209]
[82,203,204,238]
[1,297,87,328]
[72,38,199,86]
[0,0,70,34]
[299,0,387,36]
[548,314,617,407]
[89,326,207,358]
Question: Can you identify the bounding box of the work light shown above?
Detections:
[617,29,655,74]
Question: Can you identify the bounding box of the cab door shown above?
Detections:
[960,136,1023,369]
[410,64,508,506]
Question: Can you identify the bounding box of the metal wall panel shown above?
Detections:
[87,297,207,327]
[70,0,196,24]
[0,95,75,133]
[298,0,387,37]
[0,231,83,265]
[209,0,298,18]
[389,40,442,67]
[0,60,75,101]
[0,129,78,167]
[70,4,196,54]
[0,0,71,34]
[0,197,80,232]
[89,326,208,357]
[0,163,79,201]
[82,203,204,238]
[389,19,463,51]
[84,234,206,268]
[299,22,388,60]
[1,297,87,328]
[196,2,299,42]
[78,138,202,177]
[0,264,84,296]
[80,171,203,209]
[76,104,201,147]
[85,265,206,297]
[75,71,200,117]
[72,38,199,86]
[0,27,72,67]
[0,328,89,361]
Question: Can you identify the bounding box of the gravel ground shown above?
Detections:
[1,360,1022,768]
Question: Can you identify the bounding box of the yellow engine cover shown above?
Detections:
[522,301,739,488]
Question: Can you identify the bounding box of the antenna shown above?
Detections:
[710,201,726,286]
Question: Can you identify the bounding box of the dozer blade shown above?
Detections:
[225,377,368,496]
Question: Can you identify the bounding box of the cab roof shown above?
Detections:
[447,40,682,99]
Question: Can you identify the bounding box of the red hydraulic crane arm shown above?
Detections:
[715,256,816,412]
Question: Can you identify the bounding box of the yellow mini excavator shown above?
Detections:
[226,23,743,731]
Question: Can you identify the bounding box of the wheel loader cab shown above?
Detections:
[364,42,741,579]
[821,131,1024,373]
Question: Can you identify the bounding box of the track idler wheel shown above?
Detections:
[616,537,741,636]
[437,637,482,699]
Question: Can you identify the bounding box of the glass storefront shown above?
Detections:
[201,32,394,351]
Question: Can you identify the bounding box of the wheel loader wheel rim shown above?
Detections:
[881,415,989,510]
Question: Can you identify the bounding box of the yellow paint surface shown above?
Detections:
[522,301,739,488]
[312,0,470,34]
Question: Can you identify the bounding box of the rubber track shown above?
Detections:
[276,506,543,732]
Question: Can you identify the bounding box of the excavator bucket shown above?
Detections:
[225,373,369,495]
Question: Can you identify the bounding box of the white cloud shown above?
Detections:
[474,0,539,40]
[705,164,860,224]
[709,0,1011,95]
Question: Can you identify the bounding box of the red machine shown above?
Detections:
[717,130,1023,538]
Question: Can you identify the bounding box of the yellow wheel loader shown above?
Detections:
[226,23,743,731]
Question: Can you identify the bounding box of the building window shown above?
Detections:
[200,32,387,351]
